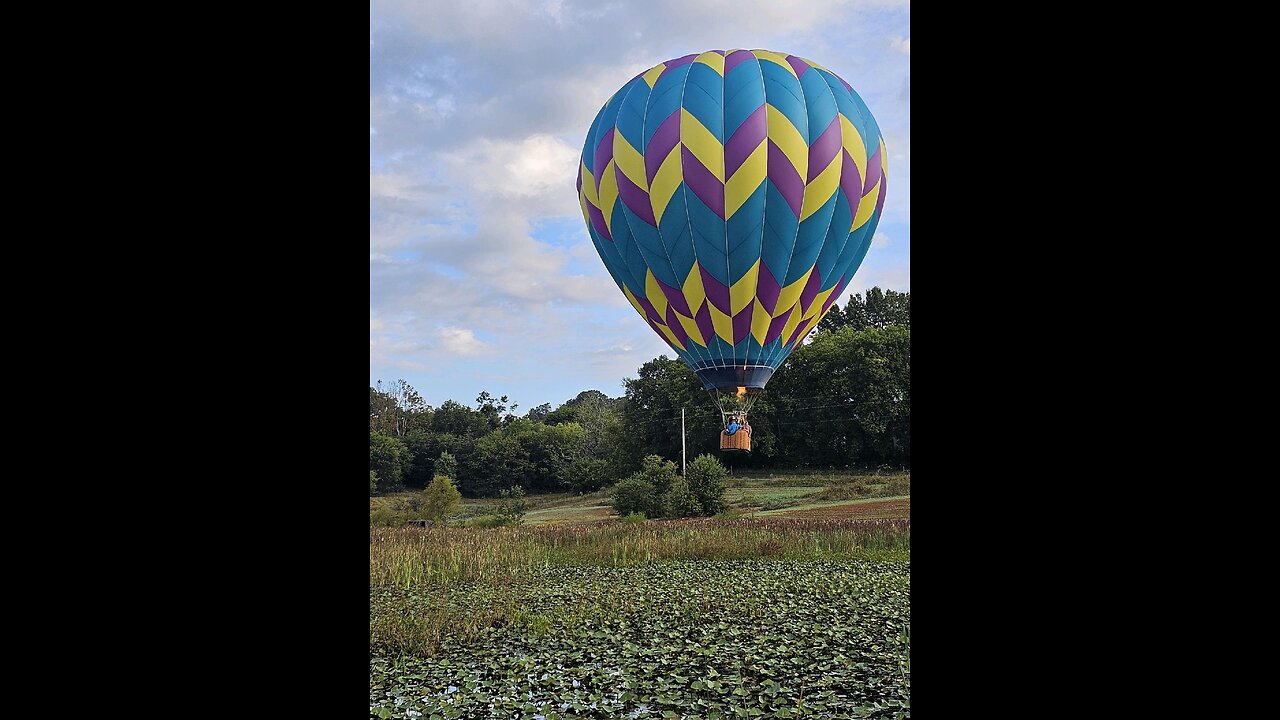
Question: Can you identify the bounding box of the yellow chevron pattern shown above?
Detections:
[598,159,619,235]
[766,104,807,180]
[578,50,888,360]
[649,146,683,224]
[694,50,725,75]
[680,109,724,182]
[725,140,767,218]
[612,133,647,191]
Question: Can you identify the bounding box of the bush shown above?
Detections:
[663,476,703,518]
[634,455,678,497]
[370,470,379,496]
[620,511,646,524]
[685,454,728,515]
[465,514,507,528]
[810,479,869,501]
[612,476,661,517]
[370,505,398,527]
[613,455,717,519]
[495,485,529,525]
[422,476,462,525]
[876,475,911,497]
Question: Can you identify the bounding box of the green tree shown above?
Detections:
[369,470,378,496]
[476,391,518,429]
[369,433,411,492]
[524,402,553,422]
[431,400,491,437]
[401,431,439,489]
[511,421,586,492]
[610,455,683,518]
[685,454,729,515]
[435,451,458,480]
[768,325,911,467]
[621,360,716,465]
[461,433,532,496]
[369,379,432,437]
[421,476,462,525]
[815,287,910,335]
[568,457,613,492]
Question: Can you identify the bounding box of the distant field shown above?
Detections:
[775,496,911,520]
[371,470,909,527]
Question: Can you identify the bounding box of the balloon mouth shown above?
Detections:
[693,365,774,392]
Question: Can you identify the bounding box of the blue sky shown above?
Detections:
[370,0,909,411]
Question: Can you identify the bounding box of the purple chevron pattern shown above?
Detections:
[578,49,886,373]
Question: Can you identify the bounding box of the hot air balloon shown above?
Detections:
[577,50,887,451]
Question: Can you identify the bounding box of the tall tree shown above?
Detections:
[620,357,718,466]
[370,379,432,437]
[369,433,411,492]
[768,325,910,467]
[815,287,911,336]
[476,391,518,429]
[431,400,490,437]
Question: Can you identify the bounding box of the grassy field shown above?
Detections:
[370,519,909,719]
[371,468,911,712]
[371,471,909,527]
[370,471,910,718]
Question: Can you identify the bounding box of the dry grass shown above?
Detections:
[370,516,910,589]
[776,497,911,520]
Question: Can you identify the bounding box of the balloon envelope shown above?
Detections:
[578,50,887,391]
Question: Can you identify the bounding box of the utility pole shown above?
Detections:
[681,407,687,475]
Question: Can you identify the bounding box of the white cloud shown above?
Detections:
[849,263,910,293]
[437,327,493,356]
[369,0,909,406]
[444,134,580,211]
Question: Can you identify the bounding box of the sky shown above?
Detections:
[370,0,909,412]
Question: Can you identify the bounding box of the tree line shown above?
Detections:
[370,287,910,497]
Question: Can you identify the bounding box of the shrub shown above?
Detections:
[466,514,507,528]
[612,476,660,517]
[685,454,728,515]
[634,455,678,497]
[876,475,911,497]
[370,505,398,527]
[663,476,703,518]
[620,511,646,524]
[422,476,462,525]
[495,485,529,526]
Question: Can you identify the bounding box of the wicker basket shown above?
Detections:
[720,427,752,452]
